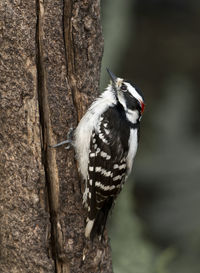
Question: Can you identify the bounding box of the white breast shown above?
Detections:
[126,129,138,175]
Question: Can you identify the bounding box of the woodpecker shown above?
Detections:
[74,69,145,238]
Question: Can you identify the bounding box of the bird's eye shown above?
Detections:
[121,84,127,91]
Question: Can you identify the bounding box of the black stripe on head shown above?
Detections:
[123,91,142,112]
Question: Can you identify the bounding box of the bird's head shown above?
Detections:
[107,68,145,123]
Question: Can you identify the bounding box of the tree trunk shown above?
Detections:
[0,0,113,272]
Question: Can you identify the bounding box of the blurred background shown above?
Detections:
[100,1,200,272]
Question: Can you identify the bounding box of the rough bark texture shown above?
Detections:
[0,0,113,272]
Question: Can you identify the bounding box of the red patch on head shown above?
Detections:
[140,101,145,114]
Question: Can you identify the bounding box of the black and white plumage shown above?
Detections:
[74,69,145,239]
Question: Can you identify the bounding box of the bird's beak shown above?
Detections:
[106,68,117,85]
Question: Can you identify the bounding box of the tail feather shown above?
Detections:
[85,197,114,239]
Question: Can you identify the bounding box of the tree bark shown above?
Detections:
[0,0,113,272]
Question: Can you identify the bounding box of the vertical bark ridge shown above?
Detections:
[63,0,81,122]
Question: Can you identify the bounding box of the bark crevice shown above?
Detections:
[36,0,65,272]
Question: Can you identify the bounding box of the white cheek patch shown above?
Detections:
[126,109,139,124]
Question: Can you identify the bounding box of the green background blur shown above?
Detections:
[100,1,200,272]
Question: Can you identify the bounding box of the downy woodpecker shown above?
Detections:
[74,69,145,238]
